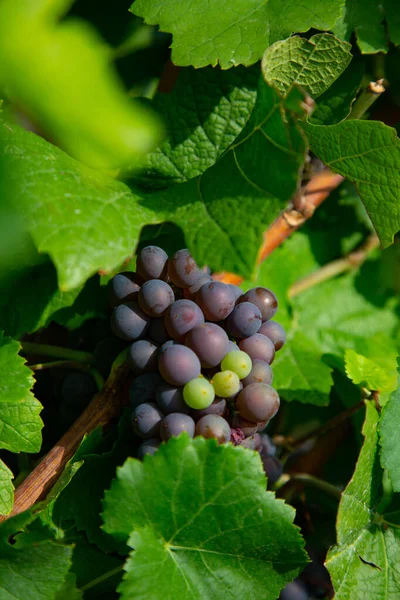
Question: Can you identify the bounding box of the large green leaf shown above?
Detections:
[345,349,390,391]
[327,402,400,598]
[0,461,13,516]
[0,334,42,454]
[379,365,400,491]
[0,0,162,170]
[261,34,351,99]
[102,436,307,600]
[131,0,344,68]
[133,66,258,188]
[305,120,400,249]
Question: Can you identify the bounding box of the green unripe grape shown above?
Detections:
[212,370,241,398]
[183,377,215,409]
[221,350,252,379]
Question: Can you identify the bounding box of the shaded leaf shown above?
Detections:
[379,364,400,491]
[0,460,13,516]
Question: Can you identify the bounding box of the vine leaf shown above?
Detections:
[102,435,308,600]
[0,461,13,516]
[131,0,344,69]
[327,402,400,599]
[345,349,389,391]
[379,362,400,491]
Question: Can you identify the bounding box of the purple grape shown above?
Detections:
[227,340,240,353]
[156,383,190,414]
[138,438,161,459]
[259,433,277,457]
[129,373,162,407]
[238,287,278,321]
[237,383,280,423]
[231,414,267,436]
[165,299,204,342]
[228,284,244,301]
[94,337,127,378]
[190,398,226,421]
[258,320,286,350]
[109,271,143,306]
[167,248,203,288]
[242,359,273,386]
[195,415,231,444]
[195,281,235,321]
[128,340,159,374]
[132,402,164,439]
[185,323,229,368]
[160,340,177,352]
[226,302,262,338]
[148,318,170,344]
[160,413,195,440]
[136,245,168,281]
[188,273,213,295]
[138,279,175,317]
[239,333,275,364]
[263,455,283,485]
[111,302,150,341]
[239,433,263,451]
[158,344,201,386]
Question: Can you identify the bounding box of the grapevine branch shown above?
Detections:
[0,168,345,522]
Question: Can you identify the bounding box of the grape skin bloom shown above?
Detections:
[158,344,201,386]
[160,413,196,440]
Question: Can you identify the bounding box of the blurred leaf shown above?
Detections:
[131,0,343,68]
[0,460,13,516]
[262,34,351,99]
[379,364,400,491]
[327,402,400,599]
[103,436,308,600]
[55,574,83,600]
[0,0,162,170]
[345,349,389,391]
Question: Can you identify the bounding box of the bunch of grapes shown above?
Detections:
[109,246,285,480]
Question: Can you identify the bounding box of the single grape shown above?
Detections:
[188,273,213,295]
[227,340,240,353]
[185,323,229,368]
[109,271,143,307]
[94,337,127,378]
[148,318,170,345]
[195,281,235,321]
[165,299,204,342]
[156,383,190,414]
[242,359,273,386]
[137,438,161,459]
[183,378,215,410]
[259,433,277,457]
[160,413,195,440]
[225,380,243,401]
[167,248,203,287]
[195,415,231,444]
[111,302,150,341]
[237,383,280,423]
[158,344,201,386]
[129,373,162,407]
[160,340,176,352]
[239,433,263,451]
[128,340,159,374]
[238,287,278,321]
[190,398,226,421]
[221,350,252,379]
[132,402,164,439]
[138,279,175,317]
[230,414,266,436]
[226,302,262,338]
[239,333,275,364]
[263,455,283,485]
[228,284,244,302]
[258,320,286,350]
[212,370,240,398]
[136,245,168,281]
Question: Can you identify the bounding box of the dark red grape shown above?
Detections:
[228,284,244,301]
[195,281,235,321]
[167,248,202,288]
[238,287,278,321]
[188,273,213,295]
[160,413,195,440]
[237,383,280,423]
[94,337,127,378]
[128,340,159,374]
[136,245,168,281]
[226,302,262,338]
[148,318,170,344]
[190,398,226,421]
[138,279,174,317]
[239,333,275,364]
[132,402,164,439]
[138,438,161,459]
[185,323,229,368]
[259,320,286,350]
[242,359,273,386]
[195,414,231,444]
[158,344,201,386]
[239,433,263,451]
[109,271,143,306]
[263,455,283,485]
[129,373,162,407]
[230,414,267,436]
[156,383,190,414]
[111,302,150,341]
[165,299,204,342]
